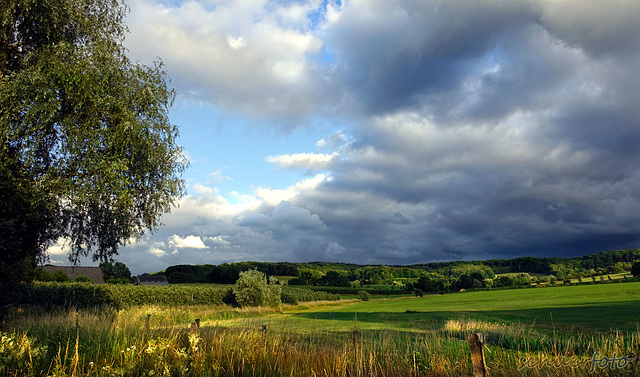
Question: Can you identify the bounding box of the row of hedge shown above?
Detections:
[285,285,404,296]
[281,286,340,304]
[8,282,341,309]
[9,282,229,308]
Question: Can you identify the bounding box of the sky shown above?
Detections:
[46,0,640,275]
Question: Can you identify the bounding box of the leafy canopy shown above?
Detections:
[233,269,281,308]
[0,0,187,279]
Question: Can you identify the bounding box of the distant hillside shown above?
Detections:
[153,248,640,285]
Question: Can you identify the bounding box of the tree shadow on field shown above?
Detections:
[288,302,640,334]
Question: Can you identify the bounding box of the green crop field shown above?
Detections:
[2,282,640,376]
[295,283,640,333]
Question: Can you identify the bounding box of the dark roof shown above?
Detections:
[136,276,168,284]
[41,265,105,284]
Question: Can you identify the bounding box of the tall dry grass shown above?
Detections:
[1,306,638,376]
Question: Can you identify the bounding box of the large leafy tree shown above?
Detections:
[0,0,187,289]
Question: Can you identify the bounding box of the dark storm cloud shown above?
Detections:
[281,0,640,262]
[112,0,640,273]
[326,0,538,115]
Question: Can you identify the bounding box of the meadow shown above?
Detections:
[1,282,640,376]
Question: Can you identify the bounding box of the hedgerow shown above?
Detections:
[8,283,340,310]
[10,283,228,308]
[280,286,340,303]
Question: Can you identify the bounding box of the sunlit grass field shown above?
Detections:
[2,282,640,376]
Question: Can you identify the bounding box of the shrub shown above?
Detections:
[233,269,281,308]
[493,276,513,287]
[280,291,298,305]
[358,291,371,301]
[233,270,267,307]
[52,270,71,282]
[632,261,640,277]
[74,275,93,283]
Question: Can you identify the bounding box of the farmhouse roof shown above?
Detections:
[135,275,169,285]
[41,265,105,284]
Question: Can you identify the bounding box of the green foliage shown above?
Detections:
[10,282,229,308]
[74,275,93,283]
[266,277,282,307]
[317,270,351,287]
[0,331,48,375]
[358,290,371,301]
[0,0,187,291]
[160,262,299,284]
[167,271,197,284]
[280,291,298,305]
[105,278,131,285]
[152,249,640,296]
[288,270,318,286]
[233,270,267,308]
[280,287,340,302]
[104,285,227,307]
[632,261,640,277]
[493,276,513,287]
[8,282,340,310]
[414,276,444,293]
[232,269,281,308]
[52,270,71,283]
[222,287,238,307]
[33,267,55,282]
[100,261,132,283]
[0,157,56,296]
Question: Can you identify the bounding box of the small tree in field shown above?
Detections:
[632,261,640,277]
[233,269,281,308]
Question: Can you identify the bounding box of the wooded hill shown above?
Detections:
[154,248,640,286]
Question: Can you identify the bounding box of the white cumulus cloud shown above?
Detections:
[168,235,207,250]
[265,152,338,170]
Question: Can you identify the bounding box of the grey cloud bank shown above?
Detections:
[58,0,640,274]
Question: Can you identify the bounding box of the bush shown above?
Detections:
[52,270,71,282]
[74,275,93,283]
[233,269,281,308]
[280,291,298,305]
[233,269,267,307]
[632,261,640,277]
[358,291,371,301]
[493,276,513,287]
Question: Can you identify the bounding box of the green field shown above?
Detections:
[2,282,640,376]
[287,283,640,333]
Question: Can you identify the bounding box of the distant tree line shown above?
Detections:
[161,262,299,284]
[155,249,640,290]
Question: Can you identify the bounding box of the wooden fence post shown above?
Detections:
[467,333,489,377]
[190,322,198,335]
[145,314,151,330]
[352,330,359,351]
